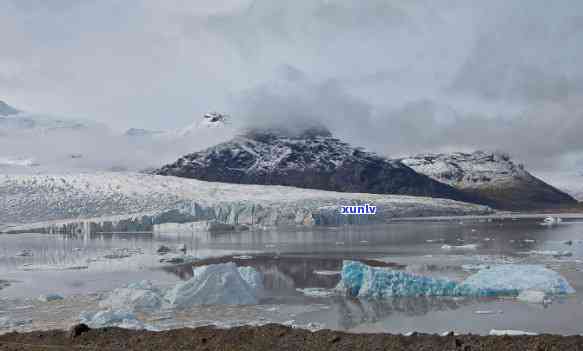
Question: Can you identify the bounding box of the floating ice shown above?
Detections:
[313,270,341,276]
[79,309,145,329]
[164,262,261,306]
[541,217,562,226]
[463,265,575,295]
[517,290,548,304]
[99,280,162,310]
[337,261,575,299]
[528,250,572,258]
[38,293,64,302]
[489,329,538,336]
[441,244,478,251]
[296,288,337,298]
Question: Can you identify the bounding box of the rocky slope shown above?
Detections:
[154,128,479,204]
[401,151,577,210]
[0,172,491,233]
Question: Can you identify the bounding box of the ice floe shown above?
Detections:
[489,329,538,336]
[79,309,154,330]
[37,293,64,302]
[517,290,548,304]
[336,261,575,299]
[541,217,563,226]
[296,288,337,298]
[441,244,478,251]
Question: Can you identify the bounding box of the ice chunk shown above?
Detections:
[489,329,538,336]
[38,293,64,302]
[528,250,572,258]
[99,280,162,310]
[441,244,478,251]
[337,261,575,299]
[541,217,562,226]
[79,309,144,329]
[463,265,575,295]
[296,288,337,298]
[517,290,548,304]
[164,262,261,306]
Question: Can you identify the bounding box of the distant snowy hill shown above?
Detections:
[153,127,480,204]
[0,100,19,116]
[0,102,234,174]
[0,173,492,232]
[401,151,577,210]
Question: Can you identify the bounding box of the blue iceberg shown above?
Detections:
[337,261,575,299]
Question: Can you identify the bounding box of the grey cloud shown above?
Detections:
[1,0,583,172]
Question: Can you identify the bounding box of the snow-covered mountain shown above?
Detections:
[0,172,492,233]
[153,127,480,204]
[401,151,577,210]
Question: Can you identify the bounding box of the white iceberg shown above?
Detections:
[99,280,163,310]
[164,262,261,306]
[336,261,575,299]
[463,265,575,296]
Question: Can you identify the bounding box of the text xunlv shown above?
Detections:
[339,204,377,215]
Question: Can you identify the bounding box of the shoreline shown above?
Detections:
[2,324,583,350]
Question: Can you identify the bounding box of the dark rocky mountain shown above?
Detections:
[401,151,577,210]
[154,127,481,203]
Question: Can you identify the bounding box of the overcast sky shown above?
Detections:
[2,0,583,171]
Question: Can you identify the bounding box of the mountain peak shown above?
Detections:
[0,100,19,116]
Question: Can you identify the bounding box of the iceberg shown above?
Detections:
[463,265,575,295]
[337,261,575,299]
[337,261,474,298]
[164,262,261,306]
[99,280,163,310]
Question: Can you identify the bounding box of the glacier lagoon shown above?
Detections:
[1,216,583,335]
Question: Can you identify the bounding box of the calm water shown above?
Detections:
[2,216,583,335]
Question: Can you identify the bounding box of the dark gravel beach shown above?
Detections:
[1,324,583,351]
